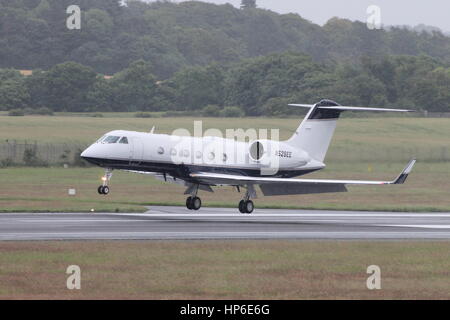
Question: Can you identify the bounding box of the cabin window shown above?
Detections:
[223,153,227,162]
[170,148,177,156]
[249,141,264,160]
[208,152,215,160]
[119,137,128,144]
[157,147,164,155]
[195,151,202,159]
[183,150,190,157]
[103,136,120,144]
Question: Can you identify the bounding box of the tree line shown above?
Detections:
[3,0,450,80]
[1,53,450,115]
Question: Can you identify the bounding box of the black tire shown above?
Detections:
[245,200,254,214]
[186,196,193,210]
[192,197,201,210]
[238,200,245,213]
[98,186,104,195]
[102,186,110,195]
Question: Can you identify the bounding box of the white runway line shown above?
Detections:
[9,219,159,223]
[383,224,450,229]
[117,212,450,218]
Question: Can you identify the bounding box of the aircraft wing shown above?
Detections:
[190,160,416,191]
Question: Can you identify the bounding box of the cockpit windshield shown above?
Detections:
[102,136,121,144]
[97,135,129,144]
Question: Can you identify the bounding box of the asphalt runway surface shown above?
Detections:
[1,206,450,240]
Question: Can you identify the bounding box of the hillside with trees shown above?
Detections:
[2,53,450,115]
[3,0,450,78]
[1,0,450,114]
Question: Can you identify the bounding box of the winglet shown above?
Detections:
[392,159,416,184]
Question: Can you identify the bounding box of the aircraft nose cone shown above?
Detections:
[80,146,94,158]
[80,145,102,166]
[80,149,88,158]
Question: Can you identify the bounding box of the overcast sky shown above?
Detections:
[158,0,450,32]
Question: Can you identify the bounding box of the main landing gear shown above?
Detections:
[237,185,256,214]
[98,169,113,195]
[184,184,255,213]
[186,184,202,210]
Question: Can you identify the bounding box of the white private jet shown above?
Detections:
[81,100,416,214]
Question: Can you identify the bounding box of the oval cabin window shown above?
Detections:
[249,141,264,161]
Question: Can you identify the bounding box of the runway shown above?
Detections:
[1,206,450,240]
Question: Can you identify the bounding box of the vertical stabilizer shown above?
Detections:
[286,100,341,162]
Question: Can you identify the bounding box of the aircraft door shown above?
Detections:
[130,137,144,165]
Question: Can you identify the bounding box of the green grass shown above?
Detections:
[0,114,449,212]
[1,114,449,162]
[0,161,449,212]
[0,241,448,299]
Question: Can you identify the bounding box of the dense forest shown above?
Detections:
[3,0,450,77]
[1,0,450,114]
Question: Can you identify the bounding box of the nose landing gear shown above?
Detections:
[98,169,113,195]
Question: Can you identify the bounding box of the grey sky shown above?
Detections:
[160,0,450,32]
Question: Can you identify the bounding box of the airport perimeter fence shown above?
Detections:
[0,140,88,167]
[0,140,448,167]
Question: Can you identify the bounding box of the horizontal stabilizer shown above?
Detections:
[288,104,414,113]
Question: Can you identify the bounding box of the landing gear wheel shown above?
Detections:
[97,186,109,195]
[192,197,201,210]
[244,200,254,214]
[186,196,193,210]
[238,200,245,213]
[186,196,202,210]
[238,200,254,214]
